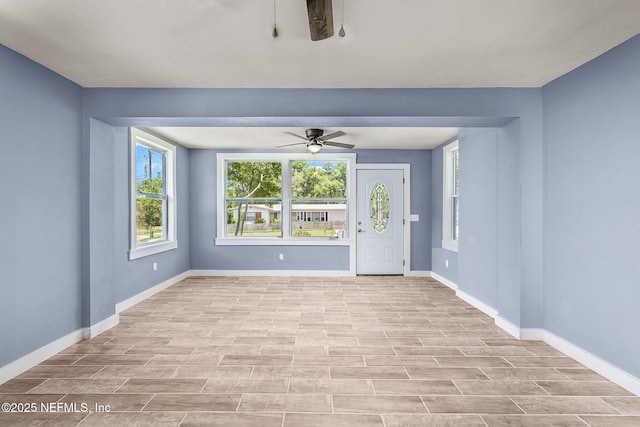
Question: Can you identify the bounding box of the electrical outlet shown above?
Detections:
[279,253,284,261]
[153,262,158,271]
[445,260,449,268]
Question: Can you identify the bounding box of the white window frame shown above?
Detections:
[129,128,177,260]
[442,140,459,252]
[216,152,356,246]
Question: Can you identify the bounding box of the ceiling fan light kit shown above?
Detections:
[307,141,323,153]
[275,128,355,154]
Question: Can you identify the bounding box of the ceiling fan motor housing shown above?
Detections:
[305,128,324,139]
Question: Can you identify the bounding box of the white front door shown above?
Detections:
[356,169,404,275]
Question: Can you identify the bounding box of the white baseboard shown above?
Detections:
[428,276,640,396]
[429,271,458,290]
[0,270,191,385]
[519,328,545,341]
[0,328,85,384]
[541,330,640,396]
[189,269,353,277]
[494,315,521,339]
[456,289,498,318]
[406,270,432,277]
[116,270,191,313]
[83,313,119,339]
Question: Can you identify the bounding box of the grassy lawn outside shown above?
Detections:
[227,226,342,237]
[137,226,164,243]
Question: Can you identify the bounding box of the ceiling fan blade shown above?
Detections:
[275,142,306,148]
[322,141,355,149]
[306,0,334,41]
[284,131,308,140]
[320,130,346,141]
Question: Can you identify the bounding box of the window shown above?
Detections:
[225,161,282,237]
[442,140,459,252]
[217,153,354,245]
[129,128,177,260]
[290,160,347,238]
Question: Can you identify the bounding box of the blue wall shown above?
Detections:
[542,35,640,377]
[188,149,431,272]
[0,45,83,366]
[431,125,522,328]
[458,128,500,308]
[112,128,191,303]
[496,119,522,325]
[85,122,191,321]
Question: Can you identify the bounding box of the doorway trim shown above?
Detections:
[354,163,411,275]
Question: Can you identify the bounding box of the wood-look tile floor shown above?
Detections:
[1,276,639,426]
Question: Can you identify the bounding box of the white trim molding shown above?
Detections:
[456,289,498,318]
[429,271,458,291]
[216,152,356,246]
[190,269,353,277]
[129,128,178,261]
[442,140,459,253]
[406,270,432,277]
[116,270,191,313]
[539,330,640,396]
[428,275,640,396]
[0,328,85,384]
[83,314,119,339]
[494,315,522,339]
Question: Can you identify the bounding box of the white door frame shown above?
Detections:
[353,163,411,275]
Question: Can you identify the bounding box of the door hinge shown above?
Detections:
[403,260,406,266]
[403,219,406,225]
[403,178,406,184]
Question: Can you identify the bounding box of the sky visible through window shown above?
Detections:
[136,144,163,186]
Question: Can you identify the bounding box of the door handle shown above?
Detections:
[358,228,365,232]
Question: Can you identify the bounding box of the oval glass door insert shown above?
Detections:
[370,182,390,234]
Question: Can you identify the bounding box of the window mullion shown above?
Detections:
[282,160,291,239]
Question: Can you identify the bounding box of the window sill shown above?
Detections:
[215,237,354,246]
[129,240,178,260]
[442,240,459,253]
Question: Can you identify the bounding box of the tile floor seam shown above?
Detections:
[138,392,155,411]
[418,395,431,414]
[596,396,624,414]
[235,393,244,412]
[450,379,464,396]
[177,412,188,426]
[575,416,592,426]
[533,379,552,396]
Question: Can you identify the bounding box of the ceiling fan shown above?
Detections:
[306,0,334,41]
[277,128,355,153]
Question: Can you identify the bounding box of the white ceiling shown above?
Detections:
[2,0,638,149]
[151,126,460,150]
[1,0,639,88]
